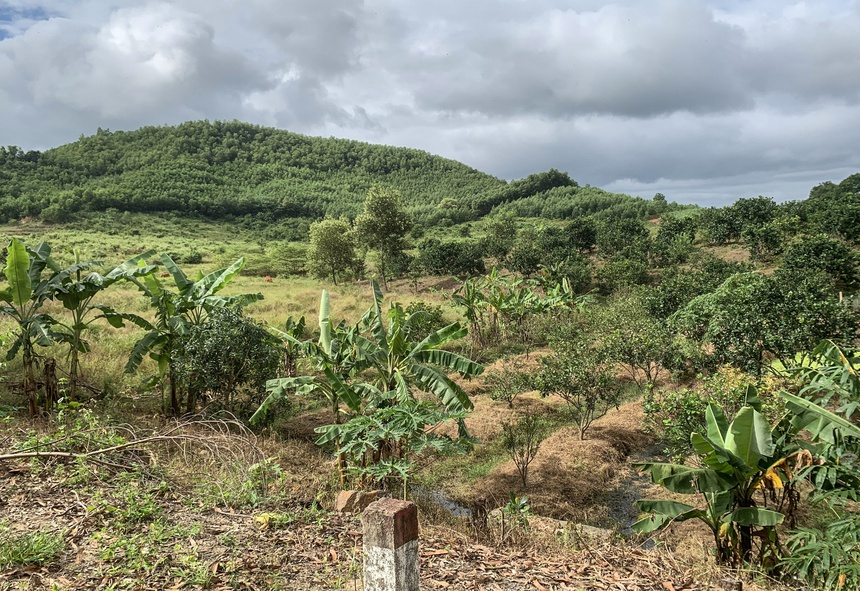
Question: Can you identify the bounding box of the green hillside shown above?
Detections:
[0,120,667,238]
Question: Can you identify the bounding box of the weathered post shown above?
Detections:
[362,498,419,591]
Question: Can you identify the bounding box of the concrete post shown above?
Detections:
[362,498,419,591]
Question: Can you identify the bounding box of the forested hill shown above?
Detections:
[0,120,663,235]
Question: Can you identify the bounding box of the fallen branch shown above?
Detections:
[0,414,266,475]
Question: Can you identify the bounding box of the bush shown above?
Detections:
[501,414,549,488]
[404,301,447,343]
[175,308,283,419]
[594,256,649,294]
[415,238,485,277]
[781,234,859,287]
[536,340,619,440]
[485,358,532,408]
[642,366,783,461]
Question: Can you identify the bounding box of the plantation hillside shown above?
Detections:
[0,120,666,238]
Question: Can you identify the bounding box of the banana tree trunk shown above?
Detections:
[23,342,38,418]
[43,358,58,413]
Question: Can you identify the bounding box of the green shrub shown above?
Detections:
[642,367,783,461]
[501,414,549,488]
[404,301,447,343]
[174,308,283,419]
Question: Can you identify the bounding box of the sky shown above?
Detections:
[1,1,859,207]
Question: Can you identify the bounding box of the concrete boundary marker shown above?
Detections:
[362,498,419,591]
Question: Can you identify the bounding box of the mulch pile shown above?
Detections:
[418,531,699,591]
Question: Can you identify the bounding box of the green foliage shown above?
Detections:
[306,218,360,285]
[594,255,649,294]
[355,282,483,414]
[355,186,413,287]
[267,241,309,276]
[590,292,676,391]
[643,368,783,461]
[781,234,859,287]
[449,269,584,351]
[0,525,64,569]
[125,254,263,414]
[643,254,752,320]
[505,227,542,276]
[0,238,61,415]
[502,493,532,524]
[772,349,860,589]
[485,357,532,408]
[743,219,788,261]
[536,338,619,440]
[804,174,860,242]
[596,217,649,256]
[782,516,860,591]
[0,121,506,228]
[403,301,447,343]
[482,213,518,260]
[415,238,485,277]
[564,216,597,253]
[635,402,794,567]
[174,308,282,419]
[501,414,549,488]
[94,518,202,578]
[490,181,672,221]
[318,397,471,493]
[670,270,858,374]
[653,216,697,266]
[0,240,151,414]
[791,339,860,422]
[51,249,156,401]
[255,283,482,490]
[697,207,742,245]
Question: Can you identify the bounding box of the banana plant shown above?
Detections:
[355,281,483,414]
[271,315,306,378]
[450,276,488,348]
[50,250,155,400]
[0,239,63,416]
[253,290,367,487]
[634,402,797,566]
[125,254,262,415]
[254,290,365,427]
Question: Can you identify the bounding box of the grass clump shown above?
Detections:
[0,524,65,569]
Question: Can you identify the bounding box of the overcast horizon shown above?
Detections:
[1,0,858,207]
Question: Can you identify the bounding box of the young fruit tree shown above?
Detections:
[536,341,619,440]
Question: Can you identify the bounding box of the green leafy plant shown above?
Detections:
[634,401,799,567]
[775,379,860,589]
[485,358,531,408]
[174,307,282,418]
[781,515,860,591]
[0,239,77,415]
[502,492,531,524]
[125,254,262,414]
[536,340,619,440]
[318,397,471,495]
[51,249,155,400]
[501,414,548,488]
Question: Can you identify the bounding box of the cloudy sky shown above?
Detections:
[1,0,858,206]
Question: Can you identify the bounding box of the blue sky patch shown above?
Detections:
[0,5,51,40]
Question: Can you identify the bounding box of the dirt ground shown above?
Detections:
[0,461,705,591]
